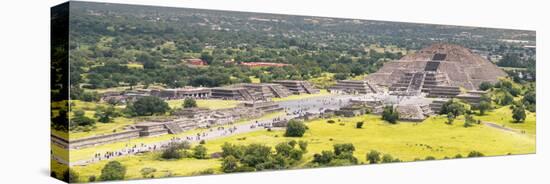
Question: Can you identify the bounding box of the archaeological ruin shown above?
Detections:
[366,43,507,94]
[273,80,320,94]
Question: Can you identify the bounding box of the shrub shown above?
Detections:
[140,168,156,178]
[71,110,95,127]
[327,120,335,124]
[289,149,304,161]
[381,154,395,163]
[126,96,170,116]
[94,105,118,123]
[440,99,466,117]
[298,140,308,152]
[313,151,335,165]
[512,105,526,123]
[333,143,355,155]
[479,81,494,91]
[183,97,197,108]
[425,156,436,160]
[288,140,297,148]
[356,121,364,128]
[446,112,455,125]
[275,142,293,157]
[382,105,399,124]
[366,150,381,164]
[161,145,182,159]
[467,151,484,157]
[463,114,475,128]
[88,175,96,182]
[454,154,463,158]
[100,161,126,181]
[477,100,491,115]
[284,120,307,137]
[193,145,208,159]
[176,141,192,150]
[221,143,245,159]
[222,155,239,173]
[497,92,514,105]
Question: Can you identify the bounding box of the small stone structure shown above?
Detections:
[211,87,257,101]
[61,129,141,149]
[395,104,429,122]
[238,83,292,98]
[455,90,487,106]
[273,80,320,94]
[330,80,379,94]
[429,99,449,114]
[154,87,211,100]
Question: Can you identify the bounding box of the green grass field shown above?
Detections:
[477,105,536,136]
[202,114,535,162]
[71,154,220,182]
[69,112,535,182]
[69,117,135,139]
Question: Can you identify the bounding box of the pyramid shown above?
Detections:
[366,43,507,90]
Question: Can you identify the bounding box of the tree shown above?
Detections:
[366,150,381,164]
[479,82,494,91]
[312,151,335,165]
[498,92,514,106]
[161,145,182,159]
[381,154,395,163]
[446,112,455,125]
[289,149,304,161]
[221,155,239,173]
[356,121,364,128]
[440,99,466,117]
[275,142,293,157]
[284,120,307,137]
[478,101,491,115]
[183,98,197,108]
[71,110,95,127]
[512,105,526,123]
[125,76,139,90]
[221,143,244,159]
[94,105,118,123]
[298,141,308,152]
[334,73,349,80]
[463,114,476,127]
[382,105,399,124]
[126,96,170,116]
[62,168,79,183]
[193,145,208,159]
[100,161,126,181]
[523,91,536,112]
[333,143,355,155]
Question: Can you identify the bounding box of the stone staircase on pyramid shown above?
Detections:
[164,122,184,134]
[300,81,320,94]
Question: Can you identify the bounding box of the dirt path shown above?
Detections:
[482,121,522,134]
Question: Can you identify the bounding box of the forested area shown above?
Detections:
[68,1,535,91]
